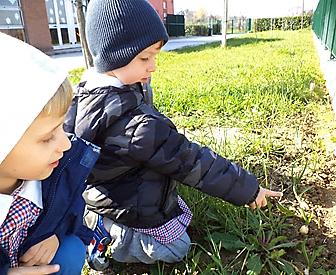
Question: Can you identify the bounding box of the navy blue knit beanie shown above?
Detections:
[85,0,169,73]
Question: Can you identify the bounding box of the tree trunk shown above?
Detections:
[75,0,93,68]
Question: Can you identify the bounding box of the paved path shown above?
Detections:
[51,34,240,71]
[161,34,240,51]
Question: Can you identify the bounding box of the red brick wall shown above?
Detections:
[166,0,174,15]
[18,0,174,53]
[149,0,174,20]
[20,0,52,53]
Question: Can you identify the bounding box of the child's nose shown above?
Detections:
[58,131,71,153]
[148,59,156,73]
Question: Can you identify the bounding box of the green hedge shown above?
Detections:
[254,15,312,32]
[185,22,243,36]
[185,24,209,36]
[185,15,312,36]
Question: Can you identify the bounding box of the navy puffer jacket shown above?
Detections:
[0,136,99,275]
[64,82,259,229]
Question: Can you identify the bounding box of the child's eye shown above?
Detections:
[42,135,55,143]
[140,57,149,61]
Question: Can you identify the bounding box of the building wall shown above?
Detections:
[20,0,52,53]
[149,0,174,21]
[1,0,174,53]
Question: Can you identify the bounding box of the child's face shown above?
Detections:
[0,114,71,191]
[110,41,162,85]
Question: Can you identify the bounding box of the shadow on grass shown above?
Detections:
[172,37,283,54]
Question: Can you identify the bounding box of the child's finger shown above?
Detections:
[20,248,44,266]
[248,202,256,209]
[254,197,267,208]
[260,198,268,207]
[38,250,54,265]
[265,190,283,198]
[9,264,60,275]
[25,264,60,275]
[19,245,40,265]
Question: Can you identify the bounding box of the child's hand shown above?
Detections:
[248,186,283,209]
[8,264,60,274]
[19,235,59,266]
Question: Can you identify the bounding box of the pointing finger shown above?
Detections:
[266,190,283,198]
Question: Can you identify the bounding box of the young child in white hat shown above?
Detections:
[0,33,99,275]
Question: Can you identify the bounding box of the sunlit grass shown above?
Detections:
[152,30,325,130]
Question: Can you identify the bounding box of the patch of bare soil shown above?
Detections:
[277,108,336,271]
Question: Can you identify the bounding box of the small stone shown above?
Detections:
[299,201,309,210]
[309,82,315,92]
[299,225,309,235]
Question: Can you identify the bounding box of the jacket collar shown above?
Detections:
[82,69,124,90]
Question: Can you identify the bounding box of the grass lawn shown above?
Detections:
[72,29,336,274]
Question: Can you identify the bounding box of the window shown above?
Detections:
[0,0,25,41]
[46,0,83,46]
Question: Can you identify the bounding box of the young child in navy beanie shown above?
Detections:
[65,0,282,271]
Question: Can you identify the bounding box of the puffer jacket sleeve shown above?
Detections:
[128,115,259,206]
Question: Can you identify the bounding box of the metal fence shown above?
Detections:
[313,0,336,58]
[185,18,251,37]
[165,14,185,37]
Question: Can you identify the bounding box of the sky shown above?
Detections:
[174,0,319,18]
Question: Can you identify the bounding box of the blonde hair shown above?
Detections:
[41,78,73,117]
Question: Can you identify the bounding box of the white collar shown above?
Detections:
[0,180,43,226]
[83,69,125,90]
